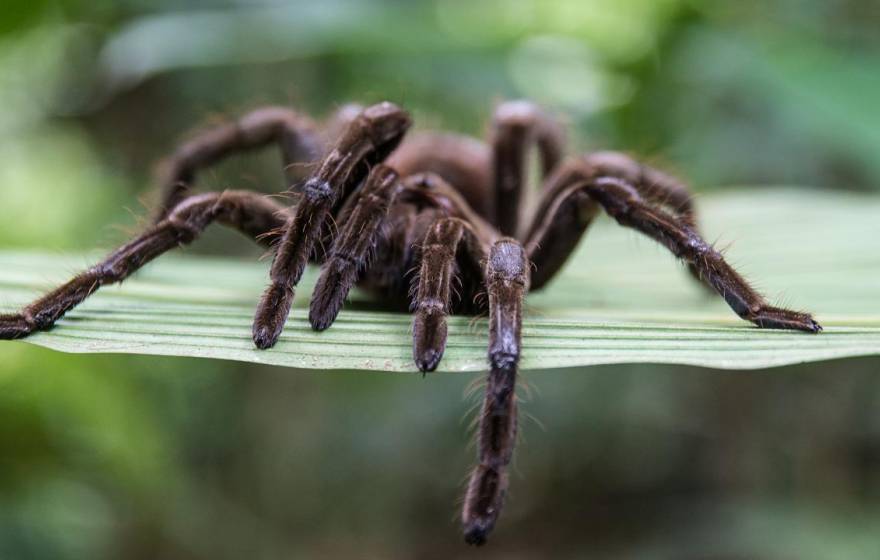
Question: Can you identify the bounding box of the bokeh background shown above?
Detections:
[2,1,880,558]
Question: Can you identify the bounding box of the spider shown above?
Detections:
[0,100,821,545]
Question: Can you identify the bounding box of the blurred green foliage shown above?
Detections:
[1,1,880,558]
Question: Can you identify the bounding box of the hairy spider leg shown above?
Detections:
[525,159,822,332]
[490,100,565,237]
[385,172,528,543]
[463,239,529,546]
[251,102,412,349]
[398,173,498,370]
[308,165,401,330]
[0,191,288,339]
[570,152,699,226]
[523,151,709,289]
[558,152,710,289]
[157,107,322,221]
[411,217,487,372]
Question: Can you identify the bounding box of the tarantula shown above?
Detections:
[0,100,821,544]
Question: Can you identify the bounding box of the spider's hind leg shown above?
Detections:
[157,107,321,221]
[530,151,711,290]
[0,191,289,339]
[525,158,821,332]
[489,100,565,237]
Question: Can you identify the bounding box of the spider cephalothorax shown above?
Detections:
[0,100,821,545]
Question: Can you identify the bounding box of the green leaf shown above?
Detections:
[1,189,878,372]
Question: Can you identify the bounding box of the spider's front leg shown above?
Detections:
[525,157,822,332]
[462,239,529,545]
[251,102,411,349]
[400,174,525,543]
[411,216,486,372]
[308,164,401,331]
[403,172,498,371]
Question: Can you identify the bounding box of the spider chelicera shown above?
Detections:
[0,100,821,545]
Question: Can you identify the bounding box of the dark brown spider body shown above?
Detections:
[0,100,821,546]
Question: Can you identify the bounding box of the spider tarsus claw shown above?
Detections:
[412,310,448,372]
[463,523,490,546]
[414,349,442,373]
[307,308,336,332]
[252,326,279,350]
[791,313,823,333]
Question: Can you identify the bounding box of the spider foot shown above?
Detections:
[462,464,507,546]
[307,303,340,332]
[463,521,491,547]
[252,284,294,349]
[752,306,822,333]
[412,307,448,372]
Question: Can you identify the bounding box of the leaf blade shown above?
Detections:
[1,189,878,372]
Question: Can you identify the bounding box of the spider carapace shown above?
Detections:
[0,100,821,545]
